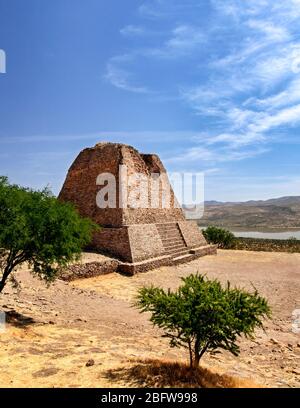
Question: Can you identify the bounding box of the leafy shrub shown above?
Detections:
[0,176,97,293]
[203,226,236,248]
[136,274,271,368]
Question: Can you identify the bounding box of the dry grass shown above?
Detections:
[105,358,261,388]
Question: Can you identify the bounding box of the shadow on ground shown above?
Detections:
[5,310,35,327]
[104,358,259,388]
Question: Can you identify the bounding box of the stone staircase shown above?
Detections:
[156,223,189,259]
[119,223,217,274]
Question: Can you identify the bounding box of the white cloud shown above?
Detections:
[164,25,205,55]
[246,19,290,42]
[138,1,165,19]
[106,24,206,92]
[120,25,145,36]
[138,0,203,19]
[105,55,150,94]
[212,0,300,21]
[248,104,300,134]
[179,0,300,159]
[140,25,206,59]
[248,77,300,110]
[187,103,300,149]
[104,0,300,172]
[166,144,269,164]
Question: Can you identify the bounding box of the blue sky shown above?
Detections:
[1,0,300,201]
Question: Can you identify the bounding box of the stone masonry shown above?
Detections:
[59,142,216,274]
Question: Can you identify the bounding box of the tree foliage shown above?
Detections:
[136,274,271,368]
[0,176,97,292]
[203,226,236,248]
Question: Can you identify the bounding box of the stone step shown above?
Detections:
[160,237,183,244]
[157,224,178,228]
[189,245,218,256]
[158,227,180,232]
[162,234,185,241]
[156,224,178,231]
[164,241,185,248]
[156,223,187,255]
[118,245,217,275]
[173,253,195,262]
[158,231,182,238]
[165,244,186,250]
[164,243,187,249]
[164,244,187,251]
[157,228,180,235]
[162,235,185,242]
[118,255,172,276]
[173,246,218,264]
[158,231,179,235]
[162,236,182,242]
[156,222,179,227]
[161,234,182,240]
[166,248,189,256]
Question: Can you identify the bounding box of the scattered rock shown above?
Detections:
[86,359,95,367]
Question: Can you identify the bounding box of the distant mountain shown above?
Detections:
[194,196,300,228]
[243,196,300,206]
[204,200,224,206]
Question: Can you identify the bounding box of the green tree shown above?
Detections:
[203,226,236,248]
[0,176,97,293]
[136,274,270,368]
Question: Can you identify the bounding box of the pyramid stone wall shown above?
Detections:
[59,143,184,227]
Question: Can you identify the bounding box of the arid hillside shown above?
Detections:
[196,196,300,228]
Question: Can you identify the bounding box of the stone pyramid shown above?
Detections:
[59,142,216,274]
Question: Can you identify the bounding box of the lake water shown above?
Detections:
[200,227,300,240]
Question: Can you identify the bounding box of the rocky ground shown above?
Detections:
[0,250,300,388]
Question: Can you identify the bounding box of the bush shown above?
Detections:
[0,176,97,293]
[135,274,271,368]
[203,226,236,248]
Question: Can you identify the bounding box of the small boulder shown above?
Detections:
[86,359,95,367]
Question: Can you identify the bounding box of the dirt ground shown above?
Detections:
[0,250,300,388]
